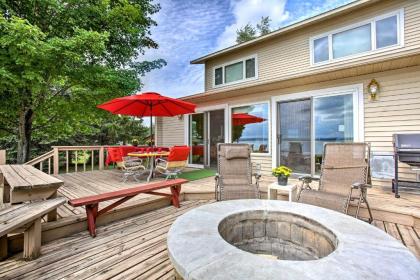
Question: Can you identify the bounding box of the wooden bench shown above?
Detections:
[68,178,188,237]
[0,197,66,260]
[0,165,63,222]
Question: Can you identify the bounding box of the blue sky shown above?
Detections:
[141,0,353,98]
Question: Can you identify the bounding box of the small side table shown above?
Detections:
[267,182,297,202]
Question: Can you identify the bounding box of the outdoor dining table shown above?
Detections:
[127,152,169,182]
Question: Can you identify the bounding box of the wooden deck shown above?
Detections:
[1,169,418,279]
[0,200,210,280]
[0,200,418,280]
[50,169,420,223]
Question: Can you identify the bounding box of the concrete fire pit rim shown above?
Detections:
[167,199,420,280]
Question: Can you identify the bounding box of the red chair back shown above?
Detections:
[107,147,123,163]
[168,146,190,162]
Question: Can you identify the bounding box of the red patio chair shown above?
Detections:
[155,146,190,179]
[107,147,146,182]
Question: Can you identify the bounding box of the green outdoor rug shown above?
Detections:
[178,169,216,181]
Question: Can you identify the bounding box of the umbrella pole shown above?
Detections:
[150,115,153,147]
[150,103,153,147]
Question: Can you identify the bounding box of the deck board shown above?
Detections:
[0,199,418,279]
[50,170,420,223]
[0,200,209,280]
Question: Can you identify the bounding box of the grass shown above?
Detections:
[178,168,216,181]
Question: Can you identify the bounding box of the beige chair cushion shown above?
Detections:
[224,146,249,160]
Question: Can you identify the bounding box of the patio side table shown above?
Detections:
[267,182,297,202]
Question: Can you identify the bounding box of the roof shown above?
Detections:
[190,0,377,64]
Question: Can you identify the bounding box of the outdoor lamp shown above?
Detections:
[367,79,380,100]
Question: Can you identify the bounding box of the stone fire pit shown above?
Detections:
[167,200,420,280]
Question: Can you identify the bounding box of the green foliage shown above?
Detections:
[236,16,272,44]
[272,166,292,177]
[232,125,245,143]
[0,0,166,162]
[256,16,271,36]
[236,23,257,44]
[71,150,91,165]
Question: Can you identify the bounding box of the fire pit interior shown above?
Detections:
[218,210,337,261]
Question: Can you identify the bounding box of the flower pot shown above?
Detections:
[277,175,288,186]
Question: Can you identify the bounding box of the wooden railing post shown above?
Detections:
[0,150,5,205]
[99,146,104,171]
[0,150,5,165]
[53,147,59,175]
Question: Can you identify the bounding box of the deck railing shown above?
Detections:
[25,146,106,175]
[0,150,5,165]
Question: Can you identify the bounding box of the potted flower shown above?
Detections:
[272,166,292,186]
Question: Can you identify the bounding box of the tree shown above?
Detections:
[236,23,257,44]
[236,16,271,44]
[256,16,271,36]
[0,1,166,163]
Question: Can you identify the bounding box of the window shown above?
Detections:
[311,9,403,64]
[225,61,243,83]
[213,56,257,87]
[313,36,329,63]
[245,58,256,78]
[332,24,371,59]
[215,67,223,85]
[376,15,398,49]
[231,103,268,153]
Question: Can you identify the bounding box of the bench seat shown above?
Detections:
[69,178,188,237]
[0,197,66,260]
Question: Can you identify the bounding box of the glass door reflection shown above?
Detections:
[314,94,354,174]
[208,109,225,167]
[189,113,205,165]
[278,99,311,174]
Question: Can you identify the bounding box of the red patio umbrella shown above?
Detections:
[232,113,265,126]
[97,92,196,144]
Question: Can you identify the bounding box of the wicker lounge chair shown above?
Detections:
[297,143,373,223]
[215,143,261,201]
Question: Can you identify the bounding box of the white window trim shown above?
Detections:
[310,8,404,66]
[212,55,258,88]
[228,101,271,156]
[270,84,365,173]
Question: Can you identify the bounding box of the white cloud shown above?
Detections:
[216,0,289,50]
[140,0,230,97]
[139,0,352,99]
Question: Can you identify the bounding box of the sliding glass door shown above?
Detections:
[278,92,357,176]
[208,109,225,167]
[189,113,205,166]
[189,109,225,167]
[313,94,354,173]
[279,99,311,174]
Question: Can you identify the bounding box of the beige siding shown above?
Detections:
[155,117,185,147]
[204,0,420,93]
[189,65,420,189]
